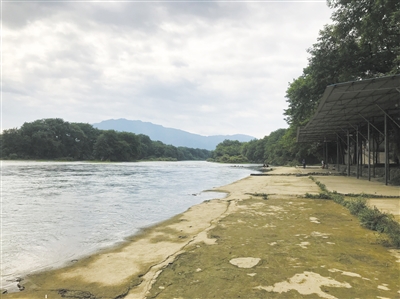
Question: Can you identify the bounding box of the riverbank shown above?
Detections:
[4,167,400,298]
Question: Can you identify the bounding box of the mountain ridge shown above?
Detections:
[92,119,256,150]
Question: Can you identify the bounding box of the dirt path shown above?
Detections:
[5,167,400,299]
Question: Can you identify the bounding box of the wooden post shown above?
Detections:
[385,113,389,185]
[356,128,359,179]
[336,135,340,172]
[368,121,371,181]
[347,130,351,176]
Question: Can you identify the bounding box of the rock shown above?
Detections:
[229,257,261,268]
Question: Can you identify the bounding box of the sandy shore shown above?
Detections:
[4,167,400,298]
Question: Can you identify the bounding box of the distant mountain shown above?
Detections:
[92,119,256,150]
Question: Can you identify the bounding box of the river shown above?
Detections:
[1,160,260,291]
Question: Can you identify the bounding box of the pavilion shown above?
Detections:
[297,74,400,185]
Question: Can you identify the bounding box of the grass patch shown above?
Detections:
[344,193,399,198]
[344,197,368,215]
[246,193,269,200]
[309,177,400,248]
[305,192,331,199]
[306,177,330,199]
[359,207,400,247]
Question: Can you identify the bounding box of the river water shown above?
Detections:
[1,160,259,291]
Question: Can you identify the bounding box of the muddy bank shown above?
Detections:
[4,197,231,299]
[4,167,400,298]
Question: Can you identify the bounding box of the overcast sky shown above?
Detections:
[3,0,332,139]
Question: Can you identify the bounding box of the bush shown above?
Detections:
[247,193,269,200]
[359,207,390,231]
[388,223,400,248]
[331,193,345,204]
[305,192,331,199]
[309,177,400,248]
[345,197,368,215]
[358,206,400,247]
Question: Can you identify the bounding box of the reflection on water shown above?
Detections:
[1,161,259,291]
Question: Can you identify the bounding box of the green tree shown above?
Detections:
[137,134,154,159]
[1,128,30,158]
[285,0,400,129]
[71,123,101,160]
[118,132,140,160]
[93,130,120,161]
[284,73,318,126]
[210,140,249,163]
[327,0,400,76]
[20,119,63,158]
[241,140,258,162]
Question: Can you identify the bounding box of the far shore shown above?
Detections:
[3,166,400,298]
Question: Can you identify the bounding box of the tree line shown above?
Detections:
[0,118,211,162]
[208,128,320,165]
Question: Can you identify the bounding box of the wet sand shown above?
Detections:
[4,167,400,298]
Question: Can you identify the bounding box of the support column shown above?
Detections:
[356,127,359,179]
[373,131,376,178]
[368,121,371,181]
[336,135,340,172]
[385,113,389,185]
[347,130,351,177]
[326,141,329,169]
[360,139,363,177]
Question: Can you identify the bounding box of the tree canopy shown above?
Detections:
[285,0,399,127]
[278,0,400,165]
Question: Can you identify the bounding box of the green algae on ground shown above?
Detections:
[147,195,400,299]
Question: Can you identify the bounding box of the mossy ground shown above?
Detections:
[147,195,400,299]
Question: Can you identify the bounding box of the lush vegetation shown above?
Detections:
[0,118,211,162]
[285,0,399,127]
[208,128,320,165]
[212,0,399,165]
[282,0,399,163]
[208,140,250,164]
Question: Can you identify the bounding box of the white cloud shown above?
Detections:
[2,1,332,138]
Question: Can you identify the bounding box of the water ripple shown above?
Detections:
[1,160,258,290]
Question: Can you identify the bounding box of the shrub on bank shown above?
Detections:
[309,176,400,248]
[358,207,400,247]
[247,192,269,200]
[345,197,368,215]
[305,192,331,199]
[331,192,345,205]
